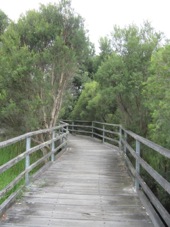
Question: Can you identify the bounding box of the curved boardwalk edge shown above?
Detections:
[0,135,154,227]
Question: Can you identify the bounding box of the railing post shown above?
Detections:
[119,126,122,149]
[51,130,55,162]
[72,121,74,133]
[102,124,105,143]
[66,124,69,138]
[135,140,140,191]
[63,125,68,148]
[124,131,127,154]
[25,137,31,186]
[92,121,94,138]
[66,124,69,147]
[59,125,63,135]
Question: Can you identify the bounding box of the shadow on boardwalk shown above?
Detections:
[0,135,154,227]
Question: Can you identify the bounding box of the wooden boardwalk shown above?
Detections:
[0,135,154,227]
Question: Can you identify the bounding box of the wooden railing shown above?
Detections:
[0,122,69,216]
[64,120,170,227]
[0,120,170,226]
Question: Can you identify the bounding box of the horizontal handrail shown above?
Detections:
[93,126,119,135]
[0,123,69,149]
[1,119,170,225]
[63,120,92,123]
[64,120,170,226]
[124,129,170,159]
[71,129,92,134]
[0,123,69,217]
[93,121,120,127]
[69,124,92,128]
[121,139,170,194]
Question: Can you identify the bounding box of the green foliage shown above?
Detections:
[0,25,35,133]
[98,36,112,61]
[144,45,170,148]
[70,22,163,135]
[0,142,25,204]
[70,80,119,122]
[0,141,44,204]
[71,81,100,120]
[0,10,10,36]
[0,1,91,135]
[69,22,170,212]
[0,4,169,214]
[94,22,162,135]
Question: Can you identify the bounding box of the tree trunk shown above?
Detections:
[50,72,66,128]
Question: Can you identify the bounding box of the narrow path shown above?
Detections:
[0,135,154,227]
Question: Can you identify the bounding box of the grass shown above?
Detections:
[0,140,44,205]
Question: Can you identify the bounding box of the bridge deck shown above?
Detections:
[0,135,154,227]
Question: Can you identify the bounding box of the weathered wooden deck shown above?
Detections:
[0,135,154,227]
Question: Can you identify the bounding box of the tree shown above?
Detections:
[0,10,10,35]
[95,22,162,135]
[0,26,34,134]
[70,79,118,122]
[0,1,91,135]
[144,44,170,148]
[143,44,170,211]
[71,81,100,120]
[98,36,112,60]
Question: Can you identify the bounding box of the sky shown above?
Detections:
[1,0,170,51]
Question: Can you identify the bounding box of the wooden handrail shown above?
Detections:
[0,123,69,216]
[0,123,68,148]
[123,129,170,158]
[65,120,170,226]
[1,120,170,225]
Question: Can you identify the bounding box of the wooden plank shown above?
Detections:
[69,129,92,134]
[0,135,154,227]
[122,139,170,194]
[137,174,170,226]
[138,191,165,227]
[93,126,119,137]
[103,129,119,135]
[93,121,120,127]
[0,124,68,148]
[124,129,170,158]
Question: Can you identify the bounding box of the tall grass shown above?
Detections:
[0,141,43,205]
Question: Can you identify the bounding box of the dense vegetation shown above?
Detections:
[0,0,169,214]
[0,0,92,137]
[0,141,43,204]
